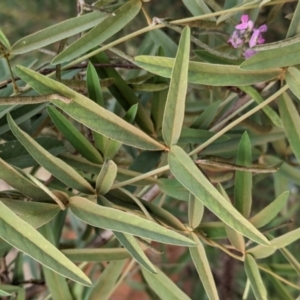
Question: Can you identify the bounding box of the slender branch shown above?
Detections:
[0,94,72,105]
[0,63,139,91]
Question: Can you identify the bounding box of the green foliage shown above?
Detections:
[0,1,300,299]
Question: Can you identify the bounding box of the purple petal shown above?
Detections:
[249,29,260,48]
[259,24,267,32]
[257,36,265,44]
[241,15,249,22]
[236,23,248,30]
[228,31,244,48]
[244,49,256,59]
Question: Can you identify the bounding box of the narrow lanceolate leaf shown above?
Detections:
[0,288,11,296]
[248,229,300,259]
[62,248,130,262]
[0,202,91,286]
[11,11,107,54]
[188,193,204,229]
[234,132,252,218]
[96,160,117,195]
[47,106,103,164]
[7,114,94,194]
[52,0,141,64]
[142,267,191,300]
[238,85,282,128]
[0,29,11,50]
[247,245,276,259]
[189,233,220,300]
[40,225,73,300]
[286,0,300,38]
[280,247,300,275]
[69,196,195,247]
[87,260,126,300]
[278,93,300,164]
[244,254,268,300]
[241,37,300,70]
[0,157,51,200]
[87,62,104,106]
[270,227,300,248]
[265,271,294,300]
[113,231,156,274]
[168,146,269,246]
[0,199,60,229]
[286,67,300,101]
[14,65,165,151]
[218,184,245,253]
[162,27,190,146]
[134,56,282,86]
[250,191,289,228]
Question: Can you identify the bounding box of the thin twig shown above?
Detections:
[0,94,72,105]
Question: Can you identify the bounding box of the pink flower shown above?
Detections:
[228,14,267,59]
[235,15,254,31]
[249,25,268,48]
[228,30,244,48]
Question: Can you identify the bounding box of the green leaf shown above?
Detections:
[47,105,103,164]
[286,0,300,38]
[248,245,276,259]
[0,288,11,296]
[218,183,245,253]
[238,85,282,128]
[91,52,155,134]
[271,227,300,248]
[14,65,164,151]
[62,248,130,262]
[0,28,11,50]
[142,267,191,300]
[285,67,300,101]
[107,189,187,231]
[0,103,46,135]
[278,92,300,164]
[194,50,243,65]
[11,11,107,54]
[0,202,91,286]
[0,137,65,169]
[279,247,300,275]
[265,271,294,300]
[240,40,300,70]
[162,27,190,146]
[87,62,104,106]
[158,178,190,201]
[96,159,117,195]
[181,0,213,17]
[69,196,195,247]
[52,0,142,64]
[40,224,74,300]
[188,194,204,229]
[7,114,95,194]
[113,231,156,273]
[149,29,177,57]
[0,199,60,228]
[168,145,269,246]
[134,56,282,86]
[234,132,252,218]
[194,222,227,240]
[86,260,126,300]
[189,233,220,300]
[244,254,268,300]
[191,100,221,129]
[0,157,52,200]
[250,191,289,228]
[179,128,228,144]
